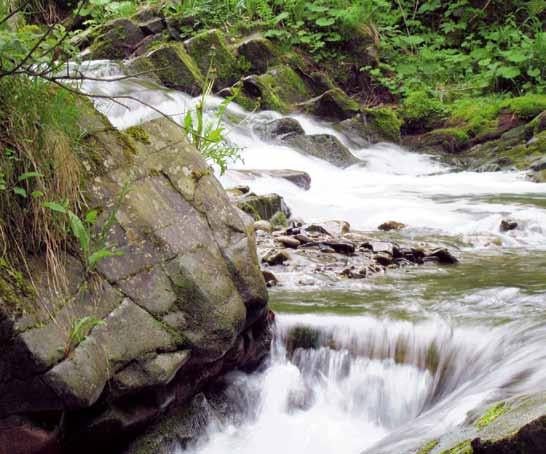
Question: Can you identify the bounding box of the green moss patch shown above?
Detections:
[476,401,509,429]
[363,107,402,143]
[439,440,472,454]
[502,94,546,120]
[125,126,151,144]
[417,439,439,454]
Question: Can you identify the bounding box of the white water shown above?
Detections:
[77,61,546,453]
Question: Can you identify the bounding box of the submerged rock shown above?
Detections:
[228,169,311,190]
[378,221,406,231]
[284,134,361,168]
[253,117,305,142]
[500,219,518,232]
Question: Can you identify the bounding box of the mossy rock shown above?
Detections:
[89,18,145,60]
[502,94,546,121]
[236,193,291,221]
[422,128,470,154]
[286,325,321,352]
[476,402,509,429]
[439,440,472,454]
[235,35,281,74]
[299,88,361,121]
[417,440,439,454]
[240,65,314,113]
[0,258,35,319]
[362,107,402,143]
[142,44,204,95]
[184,29,242,90]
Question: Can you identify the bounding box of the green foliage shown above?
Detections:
[64,316,106,356]
[401,90,447,131]
[501,94,546,119]
[81,0,138,24]
[183,74,241,174]
[44,184,129,273]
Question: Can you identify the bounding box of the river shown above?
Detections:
[80,61,546,454]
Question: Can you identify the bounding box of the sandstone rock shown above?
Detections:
[0,113,270,452]
[378,221,406,231]
[262,270,278,287]
[275,236,300,249]
[254,220,272,233]
[284,134,360,168]
[262,249,290,266]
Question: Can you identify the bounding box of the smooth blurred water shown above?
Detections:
[78,60,546,454]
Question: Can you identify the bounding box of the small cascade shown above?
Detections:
[182,315,546,454]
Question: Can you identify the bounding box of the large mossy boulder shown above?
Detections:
[184,29,242,90]
[235,35,281,74]
[299,88,361,121]
[0,111,271,453]
[132,43,204,95]
[236,193,291,222]
[238,65,314,113]
[89,18,145,60]
[337,107,402,145]
[284,134,361,168]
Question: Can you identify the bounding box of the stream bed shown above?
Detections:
[81,61,546,453]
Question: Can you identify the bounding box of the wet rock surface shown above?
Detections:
[254,220,458,288]
[228,169,311,190]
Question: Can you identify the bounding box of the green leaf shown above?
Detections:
[18,171,43,181]
[43,201,67,213]
[315,17,335,27]
[85,209,98,224]
[68,211,90,258]
[497,66,521,79]
[31,190,44,198]
[88,249,123,268]
[13,187,27,197]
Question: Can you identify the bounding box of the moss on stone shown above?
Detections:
[424,127,470,153]
[0,258,35,318]
[89,18,144,60]
[235,36,281,74]
[270,211,288,228]
[286,325,321,351]
[417,439,439,454]
[125,126,151,144]
[146,44,204,95]
[301,88,361,121]
[439,440,472,454]
[363,107,402,142]
[184,29,241,89]
[502,94,546,120]
[476,401,509,429]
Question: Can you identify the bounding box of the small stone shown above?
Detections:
[294,234,311,244]
[426,248,458,264]
[262,249,290,266]
[298,278,316,286]
[318,244,336,253]
[262,270,278,287]
[254,220,272,233]
[374,253,393,266]
[368,241,394,255]
[500,219,518,232]
[275,236,300,249]
[378,221,406,231]
[321,241,355,255]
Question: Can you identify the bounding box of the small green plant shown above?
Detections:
[183,71,242,174]
[64,316,106,356]
[43,184,129,273]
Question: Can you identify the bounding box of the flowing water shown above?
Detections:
[79,61,546,453]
